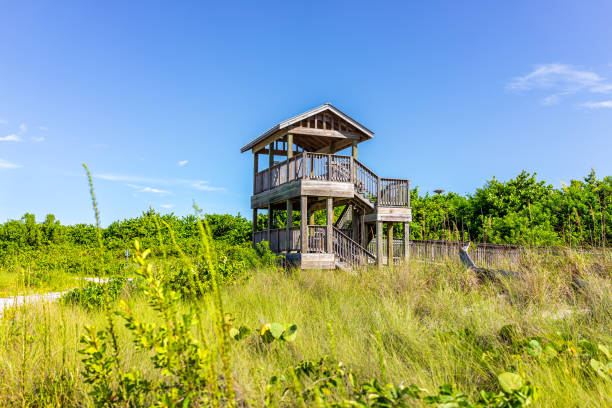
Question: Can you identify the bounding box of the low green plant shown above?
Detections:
[61,277,128,310]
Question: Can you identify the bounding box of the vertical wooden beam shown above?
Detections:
[267,205,272,245]
[286,200,293,252]
[403,222,410,263]
[376,175,381,207]
[376,221,383,267]
[253,153,259,193]
[287,134,293,159]
[268,142,274,189]
[309,211,315,225]
[360,211,366,248]
[252,208,257,248]
[300,196,308,253]
[387,222,394,267]
[287,133,293,182]
[326,197,333,254]
[352,140,358,159]
[352,206,359,242]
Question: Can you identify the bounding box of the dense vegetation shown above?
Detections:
[2,171,608,260]
[409,170,611,246]
[0,167,610,407]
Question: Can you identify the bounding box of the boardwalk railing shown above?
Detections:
[253,152,410,207]
[368,238,612,269]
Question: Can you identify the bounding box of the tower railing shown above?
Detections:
[253,152,410,207]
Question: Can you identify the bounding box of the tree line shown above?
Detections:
[0,170,610,252]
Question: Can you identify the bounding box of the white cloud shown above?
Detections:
[126,184,171,195]
[0,159,22,169]
[0,134,22,142]
[508,64,612,106]
[160,204,174,209]
[95,173,225,192]
[0,119,7,125]
[188,180,226,191]
[32,136,45,142]
[178,160,189,167]
[580,100,612,109]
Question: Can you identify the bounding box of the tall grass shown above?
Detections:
[0,251,610,406]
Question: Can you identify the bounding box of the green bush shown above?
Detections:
[62,277,129,310]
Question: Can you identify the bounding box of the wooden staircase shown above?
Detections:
[332,226,375,269]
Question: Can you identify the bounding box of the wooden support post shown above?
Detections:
[268,142,274,188]
[360,212,366,248]
[376,176,381,207]
[300,196,308,253]
[253,153,259,193]
[326,197,333,254]
[376,221,383,267]
[287,134,293,182]
[403,222,410,262]
[387,223,394,267]
[252,208,257,248]
[286,200,293,252]
[352,140,358,159]
[267,204,272,246]
[309,211,315,225]
[351,207,359,242]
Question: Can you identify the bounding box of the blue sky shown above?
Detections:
[1,1,611,226]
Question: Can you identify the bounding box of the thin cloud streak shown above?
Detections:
[0,159,22,169]
[126,184,171,194]
[581,100,612,109]
[0,134,22,142]
[95,173,225,192]
[508,63,612,106]
[178,160,189,167]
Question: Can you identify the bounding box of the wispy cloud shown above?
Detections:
[178,160,189,167]
[39,126,48,131]
[0,134,22,142]
[32,136,45,142]
[95,173,225,192]
[508,64,612,106]
[126,184,171,195]
[1,122,28,142]
[188,180,225,191]
[0,119,7,125]
[160,204,174,209]
[0,159,22,169]
[580,100,612,109]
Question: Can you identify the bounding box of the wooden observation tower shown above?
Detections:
[241,103,411,269]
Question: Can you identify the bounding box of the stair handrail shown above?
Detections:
[332,226,376,266]
[352,158,379,205]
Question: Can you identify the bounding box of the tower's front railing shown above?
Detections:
[253,152,410,208]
